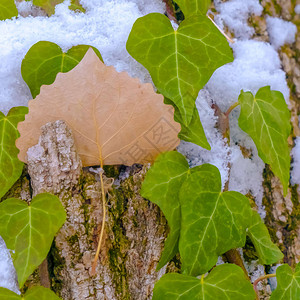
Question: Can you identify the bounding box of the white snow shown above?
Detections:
[291,136,300,185]
[177,90,231,188]
[266,16,297,49]
[0,0,298,290]
[0,237,19,294]
[0,0,165,114]
[214,0,263,39]
[207,39,290,110]
[295,5,300,14]
[180,36,290,215]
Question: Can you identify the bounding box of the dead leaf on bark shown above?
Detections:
[16,48,180,166]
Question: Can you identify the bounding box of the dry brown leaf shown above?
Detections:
[16,48,180,166]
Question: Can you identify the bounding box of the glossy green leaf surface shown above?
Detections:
[175,0,211,18]
[21,41,102,98]
[238,86,291,195]
[247,210,283,265]
[127,13,233,126]
[179,164,252,276]
[142,151,257,275]
[270,263,300,300]
[0,193,66,287]
[0,288,20,300]
[0,286,62,300]
[141,151,190,269]
[0,107,28,199]
[0,0,18,20]
[165,98,210,149]
[152,264,256,300]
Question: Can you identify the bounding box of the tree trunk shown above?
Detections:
[16,120,174,300]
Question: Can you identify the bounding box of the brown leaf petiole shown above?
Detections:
[91,164,107,275]
[253,274,276,300]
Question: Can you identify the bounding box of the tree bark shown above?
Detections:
[20,120,171,300]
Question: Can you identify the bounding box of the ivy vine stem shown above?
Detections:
[253,274,276,300]
[225,101,240,118]
[212,101,249,280]
[91,164,107,275]
[224,249,250,281]
[162,0,177,22]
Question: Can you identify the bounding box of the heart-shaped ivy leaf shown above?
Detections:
[127,13,233,126]
[152,264,256,300]
[179,164,252,276]
[141,151,190,269]
[0,0,18,20]
[0,193,66,287]
[142,151,282,274]
[270,263,300,300]
[164,98,210,149]
[141,152,252,276]
[238,86,291,195]
[0,106,28,199]
[247,210,283,265]
[175,0,211,18]
[0,286,62,300]
[21,41,102,98]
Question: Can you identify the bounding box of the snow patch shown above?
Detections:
[229,144,265,217]
[0,237,19,294]
[291,136,300,185]
[204,39,289,216]
[0,0,165,114]
[206,39,290,111]
[214,0,263,39]
[266,16,297,49]
[177,89,231,189]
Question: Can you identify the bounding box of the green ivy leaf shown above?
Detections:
[141,151,190,269]
[152,264,256,300]
[32,0,63,15]
[247,210,283,265]
[0,107,28,199]
[23,286,62,300]
[0,0,18,21]
[270,263,300,300]
[0,287,20,300]
[238,86,291,195]
[0,193,66,288]
[21,41,103,98]
[175,0,211,18]
[127,13,233,126]
[179,164,252,276]
[0,286,62,300]
[69,0,85,13]
[30,0,85,15]
[164,98,210,149]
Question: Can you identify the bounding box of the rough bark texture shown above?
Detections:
[24,120,170,300]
